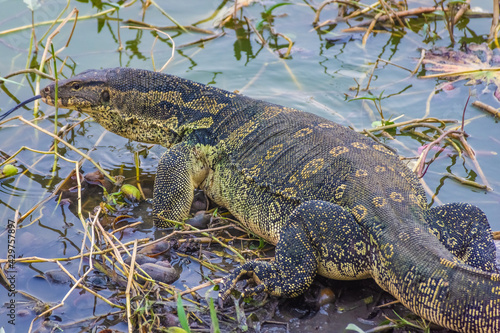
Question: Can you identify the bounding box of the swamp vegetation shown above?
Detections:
[1,0,500,332]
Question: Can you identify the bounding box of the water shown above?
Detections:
[0,1,499,332]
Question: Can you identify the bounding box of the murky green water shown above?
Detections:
[1,1,499,332]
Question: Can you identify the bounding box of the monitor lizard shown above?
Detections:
[41,67,500,332]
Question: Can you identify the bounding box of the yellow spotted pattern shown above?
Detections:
[317,122,335,128]
[351,142,369,149]
[352,205,367,221]
[330,146,349,157]
[373,144,395,155]
[355,169,368,177]
[372,197,387,208]
[390,192,404,202]
[334,184,347,200]
[265,144,283,160]
[301,158,325,179]
[294,128,313,137]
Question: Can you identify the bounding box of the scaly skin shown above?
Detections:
[41,68,500,332]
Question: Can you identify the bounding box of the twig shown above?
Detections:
[0,69,55,83]
[178,32,226,49]
[312,1,362,25]
[126,240,138,333]
[453,0,470,24]
[414,129,463,177]
[122,26,175,73]
[363,117,456,133]
[148,0,188,33]
[412,49,425,75]
[34,8,79,113]
[490,0,499,41]
[166,279,223,301]
[445,173,491,190]
[472,101,500,118]
[363,12,383,46]
[123,19,215,34]
[2,116,116,184]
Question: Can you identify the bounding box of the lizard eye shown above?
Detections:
[72,82,81,90]
[101,90,110,103]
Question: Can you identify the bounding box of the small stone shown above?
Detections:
[317,287,335,307]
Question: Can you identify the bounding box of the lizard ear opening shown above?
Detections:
[101,90,110,103]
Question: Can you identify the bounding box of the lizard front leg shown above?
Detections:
[153,143,209,228]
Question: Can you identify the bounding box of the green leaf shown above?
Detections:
[176,294,191,333]
[345,323,366,333]
[23,0,41,11]
[2,164,18,177]
[209,298,220,333]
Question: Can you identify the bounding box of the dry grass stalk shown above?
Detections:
[472,101,500,118]
[122,26,175,72]
[126,240,139,333]
[0,116,116,184]
[34,8,79,113]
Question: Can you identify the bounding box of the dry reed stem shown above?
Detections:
[122,26,175,72]
[0,145,84,224]
[453,0,470,24]
[244,16,302,90]
[126,240,138,333]
[472,101,500,118]
[445,173,490,190]
[165,279,223,302]
[0,0,137,36]
[26,213,123,333]
[34,8,79,113]
[364,117,456,133]
[149,0,187,33]
[123,19,215,34]
[490,0,499,41]
[177,32,226,49]
[362,12,383,46]
[419,67,500,79]
[312,0,362,25]
[0,69,54,83]
[344,1,380,20]
[161,218,246,261]
[1,116,116,184]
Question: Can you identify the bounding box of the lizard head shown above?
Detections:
[41,69,112,113]
[41,68,183,146]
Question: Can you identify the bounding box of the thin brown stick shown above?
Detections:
[165,279,223,301]
[453,0,470,24]
[472,101,500,118]
[362,12,383,46]
[177,32,226,49]
[7,116,116,184]
[123,19,215,34]
[126,240,138,333]
[445,173,490,190]
[490,0,499,41]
